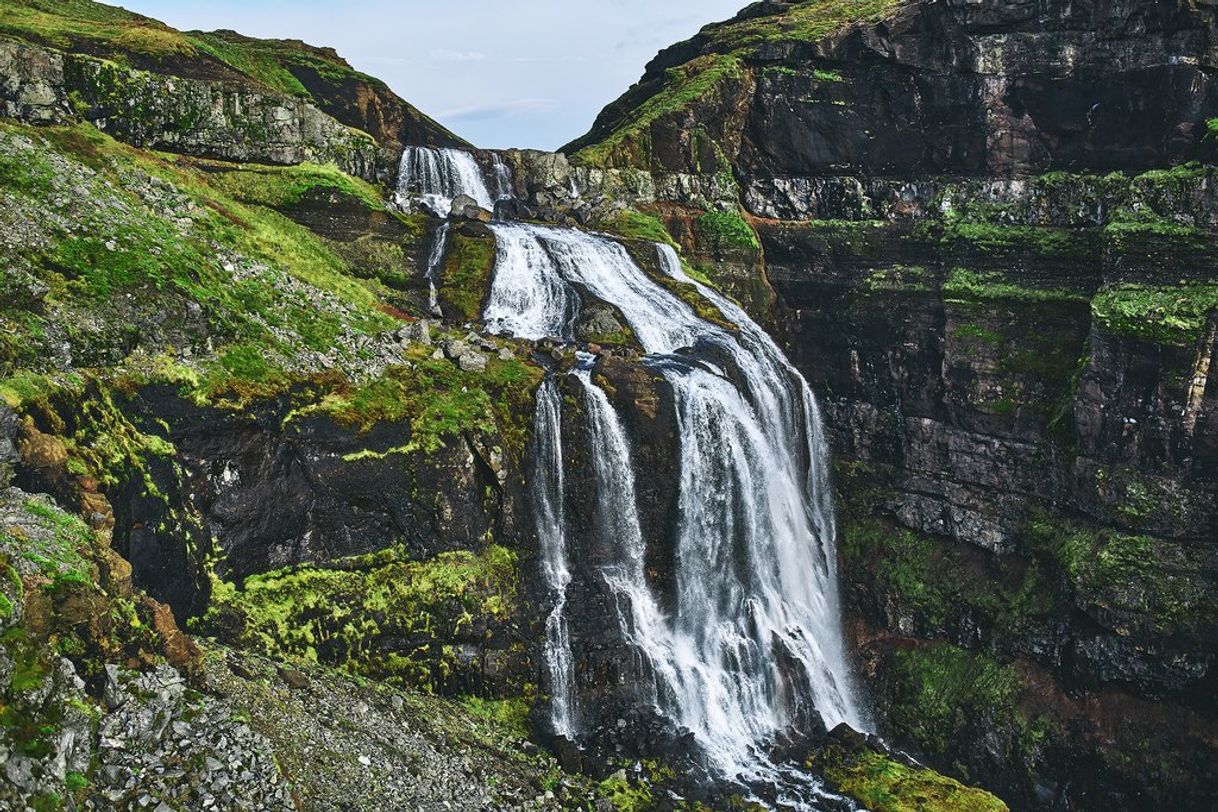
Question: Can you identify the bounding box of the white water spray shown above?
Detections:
[489,223,865,805]
[423,221,450,316]
[532,377,578,736]
[395,146,494,216]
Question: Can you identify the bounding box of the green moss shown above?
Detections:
[820,750,1008,812]
[200,544,520,692]
[886,644,1025,759]
[600,210,677,248]
[2,497,92,582]
[838,509,1054,637]
[458,695,531,740]
[30,793,63,812]
[185,29,389,99]
[715,0,902,49]
[940,222,1090,260]
[812,68,844,83]
[944,268,1087,304]
[694,209,760,251]
[596,770,656,812]
[952,323,1003,344]
[863,265,932,294]
[299,343,541,458]
[1028,516,1209,635]
[1091,282,1218,346]
[1,121,398,392]
[439,232,498,322]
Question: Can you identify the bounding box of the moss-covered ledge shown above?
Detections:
[197,543,529,697]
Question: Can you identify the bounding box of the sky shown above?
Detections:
[105,0,747,151]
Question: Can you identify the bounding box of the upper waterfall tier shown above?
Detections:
[396,146,495,216]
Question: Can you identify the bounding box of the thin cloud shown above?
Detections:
[439,98,557,122]
[430,49,487,62]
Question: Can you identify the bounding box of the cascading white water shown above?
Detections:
[395,146,494,216]
[532,377,578,736]
[423,221,450,316]
[491,222,865,805]
[491,152,514,201]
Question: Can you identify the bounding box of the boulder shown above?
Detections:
[448,194,493,223]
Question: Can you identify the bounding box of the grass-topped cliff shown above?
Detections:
[0,0,465,150]
[564,0,901,168]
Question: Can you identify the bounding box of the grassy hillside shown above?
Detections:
[564,0,902,166]
[0,0,466,148]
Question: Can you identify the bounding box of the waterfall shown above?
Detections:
[491,152,514,201]
[532,377,577,736]
[424,221,450,316]
[497,223,864,804]
[395,146,494,216]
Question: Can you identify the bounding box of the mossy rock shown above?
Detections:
[810,729,1009,812]
[438,227,498,323]
[199,543,526,695]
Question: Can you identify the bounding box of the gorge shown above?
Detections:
[0,0,1216,810]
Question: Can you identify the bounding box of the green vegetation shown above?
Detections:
[952,323,1003,344]
[439,232,498,321]
[839,516,1054,635]
[1091,282,1218,346]
[458,696,531,740]
[885,644,1037,764]
[201,544,520,692]
[0,0,389,110]
[574,52,744,166]
[1,496,93,582]
[600,209,678,248]
[570,0,900,166]
[944,268,1088,304]
[1028,516,1211,636]
[0,0,192,59]
[939,222,1090,260]
[710,0,903,49]
[818,750,1009,812]
[863,265,932,295]
[0,121,404,396]
[185,29,387,99]
[205,161,388,212]
[694,209,760,251]
[296,342,541,459]
[596,770,656,812]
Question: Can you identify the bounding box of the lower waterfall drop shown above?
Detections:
[532,376,578,737]
[497,222,865,806]
[423,221,450,316]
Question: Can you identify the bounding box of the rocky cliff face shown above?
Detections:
[567,1,1218,809]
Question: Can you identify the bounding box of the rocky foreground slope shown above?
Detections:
[0,0,1214,810]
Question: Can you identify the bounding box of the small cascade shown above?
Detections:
[483,223,580,340]
[395,146,494,216]
[498,223,865,805]
[423,221,450,316]
[491,152,514,201]
[532,376,578,736]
